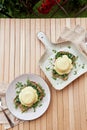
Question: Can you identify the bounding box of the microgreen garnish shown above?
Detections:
[52,77,57,80]
[52,49,57,53]
[82,64,85,69]
[49,58,53,61]
[45,67,51,71]
[67,46,71,49]
[74,71,77,75]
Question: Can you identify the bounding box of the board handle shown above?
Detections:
[37,32,51,49]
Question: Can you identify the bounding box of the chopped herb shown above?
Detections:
[27,79,32,86]
[67,46,71,49]
[16,82,23,88]
[76,56,79,59]
[52,49,57,53]
[52,77,57,80]
[74,71,77,75]
[82,64,85,69]
[15,104,18,109]
[21,105,29,113]
[49,61,54,66]
[16,91,20,95]
[49,58,53,61]
[74,63,77,69]
[45,67,50,71]
[39,104,42,107]
[78,64,81,67]
[53,64,55,67]
[33,108,36,112]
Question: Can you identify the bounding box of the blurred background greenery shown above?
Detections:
[0,0,87,18]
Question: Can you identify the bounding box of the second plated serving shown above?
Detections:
[14,80,45,112]
[6,74,50,120]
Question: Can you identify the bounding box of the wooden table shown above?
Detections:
[0,18,87,130]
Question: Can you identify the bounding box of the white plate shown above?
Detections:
[37,32,87,90]
[6,74,51,120]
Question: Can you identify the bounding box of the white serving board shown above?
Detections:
[37,32,87,90]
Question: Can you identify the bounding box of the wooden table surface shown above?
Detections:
[0,18,87,130]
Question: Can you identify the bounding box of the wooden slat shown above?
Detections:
[13,125,18,130]
[45,19,53,130]
[51,19,58,130]
[0,18,87,130]
[35,19,41,130]
[20,19,26,75]
[61,19,70,130]
[71,18,81,130]
[40,19,47,130]
[25,19,31,73]
[23,121,29,130]
[29,19,36,130]
[9,19,15,82]
[56,19,64,130]
[66,19,75,130]
[1,125,4,130]
[4,19,10,82]
[0,19,5,82]
[85,20,87,119]
[15,19,20,78]
[18,123,24,130]
[0,125,2,130]
[79,19,87,130]
[55,19,61,42]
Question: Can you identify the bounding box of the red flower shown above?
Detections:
[38,0,61,14]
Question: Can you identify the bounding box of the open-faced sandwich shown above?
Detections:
[14,80,45,112]
[53,51,76,80]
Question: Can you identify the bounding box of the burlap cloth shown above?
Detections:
[0,25,87,130]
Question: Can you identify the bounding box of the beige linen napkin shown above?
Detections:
[57,25,87,58]
[0,83,23,130]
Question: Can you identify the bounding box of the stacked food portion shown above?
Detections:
[53,51,76,80]
[14,80,45,112]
